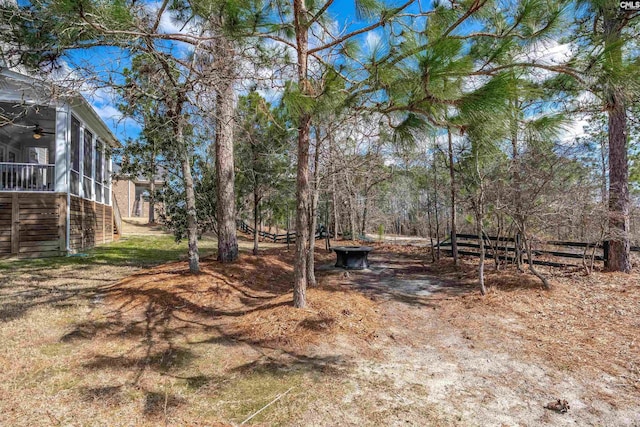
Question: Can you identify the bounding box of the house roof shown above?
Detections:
[69,93,121,149]
[0,68,120,148]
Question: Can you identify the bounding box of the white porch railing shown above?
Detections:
[0,163,55,191]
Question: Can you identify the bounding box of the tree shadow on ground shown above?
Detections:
[50,251,356,422]
[1,240,549,423]
[0,236,220,323]
[0,281,108,322]
[0,235,218,273]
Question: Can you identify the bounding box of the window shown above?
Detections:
[104,150,111,205]
[70,116,81,195]
[66,116,112,204]
[83,129,93,198]
[94,140,103,203]
[27,147,49,164]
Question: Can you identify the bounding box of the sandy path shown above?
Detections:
[308,249,640,426]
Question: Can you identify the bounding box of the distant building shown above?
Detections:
[112,169,165,222]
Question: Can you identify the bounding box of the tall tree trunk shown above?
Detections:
[426,189,436,262]
[325,198,331,251]
[475,174,486,295]
[294,113,311,307]
[522,224,551,289]
[253,189,259,255]
[447,126,458,265]
[361,194,369,236]
[600,132,608,204]
[214,34,239,263]
[330,135,340,240]
[178,120,199,274]
[252,135,260,255]
[344,171,357,242]
[603,11,631,273]
[473,149,487,295]
[307,127,321,287]
[148,153,156,224]
[433,149,441,261]
[349,190,357,242]
[307,189,318,286]
[477,211,486,296]
[286,209,291,250]
[510,96,524,271]
[606,89,631,272]
[148,180,155,224]
[293,0,310,308]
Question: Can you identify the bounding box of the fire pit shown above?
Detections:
[332,246,373,270]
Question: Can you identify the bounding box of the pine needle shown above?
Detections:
[240,387,294,425]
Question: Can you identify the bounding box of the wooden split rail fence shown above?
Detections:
[236,220,329,243]
[440,233,640,268]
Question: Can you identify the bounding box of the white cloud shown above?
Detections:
[158,12,185,35]
[522,40,573,65]
[365,32,381,52]
[515,40,574,83]
[92,103,141,138]
[89,86,116,106]
[434,130,465,150]
[142,2,200,56]
[92,104,120,123]
[256,87,284,104]
[145,1,198,36]
[561,116,590,142]
[236,41,295,102]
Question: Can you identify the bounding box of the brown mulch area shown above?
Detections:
[103,240,639,401]
[103,247,381,354]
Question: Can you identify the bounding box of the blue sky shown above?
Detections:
[67,0,419,144]
[64,0,587,147]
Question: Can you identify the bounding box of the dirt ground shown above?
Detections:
[313,245,640,426]
[0,237,638,426]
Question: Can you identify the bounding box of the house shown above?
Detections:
[112,173,165,222]
[0,68,118,257]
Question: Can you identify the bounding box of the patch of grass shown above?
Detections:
[39,342,72,357]
[208,368,307,425]
[0,235,218,271]
[18,365,71,390]
[183,374,211,390]
[48,370,83,394]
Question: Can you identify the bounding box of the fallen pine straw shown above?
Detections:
[434,261,640,404]
[101,248,380,354]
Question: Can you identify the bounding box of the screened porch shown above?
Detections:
[0,102,112,204]
[0,103,55,191]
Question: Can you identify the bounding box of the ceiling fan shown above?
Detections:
[32,124,55,140]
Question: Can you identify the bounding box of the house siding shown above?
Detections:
[0,192,64,257]
[112,179,164,221]
[0,192,113,257]
[68,195,113,252]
